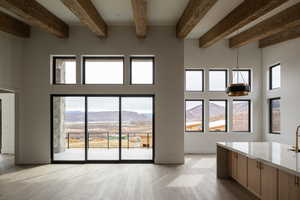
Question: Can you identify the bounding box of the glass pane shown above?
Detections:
[271,99,280,133]
[53,97,85,161]
[87,97,119,160]
[131,58,153,84]
[54,58,76,84]
[185,100,203,132]
[271,65,281,89]
[85,58,123,84]
[121,97,153,160]
[233,101,250,132]
[209,70,227,91]
[233,70,250,85]
[185,70,203,91]
[209,100,227,132]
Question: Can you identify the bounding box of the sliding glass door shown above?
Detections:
[52,96,85,161]
[121,97,153,160]
[51,95,154,163]
[87,97,119,160]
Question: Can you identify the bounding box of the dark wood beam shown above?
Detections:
[176,0,217,39]
[199,0,288,48]
[259,25,300,48]
[0,11,30,38]
[0,0,68,38]
[61,0,107,37]
[230,2,300,48]
[131,0,147,38]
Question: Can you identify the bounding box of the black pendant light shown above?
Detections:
[226,37,250,97]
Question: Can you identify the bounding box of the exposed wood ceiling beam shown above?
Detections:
[229,2,300,48]
[0,10,30,38]
[0,0,68,38]
[131,0,147,38]
[176,0,217,39]
[61,0,107,37]
[199,0,288,48]
[259,25,300,48]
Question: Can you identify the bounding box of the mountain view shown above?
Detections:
[186,102,249,132]
[65,111,152,122]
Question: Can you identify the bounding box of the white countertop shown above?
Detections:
[217,142,300,176]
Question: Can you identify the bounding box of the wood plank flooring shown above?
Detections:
[0,155,258,200]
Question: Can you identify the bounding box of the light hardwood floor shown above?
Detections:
[0,155,258,200]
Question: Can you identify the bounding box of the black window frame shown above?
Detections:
[269,97,281,134]
[82,56,125,85]
[185,69,204,92]
[232,99,251,133]
[52,56,77,85]
[129,56,155,85]
[184,99,204,133]
[269,64,281,90]
[232,69,251,91]
[208,69,228,92]
[208,99,228,132]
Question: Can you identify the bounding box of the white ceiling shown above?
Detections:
[2,0,300,39]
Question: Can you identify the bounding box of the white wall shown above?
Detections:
[0,93,15,154]
[18,26,184,164]
[0,32,23,157]
[184,40,263,153]
[262,38,300,145]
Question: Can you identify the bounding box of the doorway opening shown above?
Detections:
[51,95,154,163]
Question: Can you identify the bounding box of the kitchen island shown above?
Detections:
[217,142,300,200]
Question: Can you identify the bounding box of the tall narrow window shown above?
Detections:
[209,70,227,91]
[269,98,280,134]
[185,100,204,132]
[233,69,251,88]
[130,57,154,84]
[270,64,281,90]
[185,69,204,91]
[83,57,124,84]
[53,57,76,84]
[209,100,227,132]
[232,100,251,132]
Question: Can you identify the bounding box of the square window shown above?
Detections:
[130,57,154,84]
[270,64,281,90]
[233,69,251,88]
[185,100,204,132]
[185,69,204,91]
[269,98,280,134]
[84,57,124,84]
[53,57,76,84]
[232,100,251,132]
[209,70,227,91]
[209,100,227,132]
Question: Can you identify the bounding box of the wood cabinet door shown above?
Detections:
[261,163,277,200]
[278,170,300,200]
[230,151,238,180]
[237,154,247,187]
[288,175,300,200]
[247,158,261,197]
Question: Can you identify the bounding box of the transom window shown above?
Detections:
[233,69,251,88]
[53,56,76,84]
[209,70,227,91]
[130,57,154,84]
[270,64,281,90]
[185,69,204,92]
[83,57,124,84]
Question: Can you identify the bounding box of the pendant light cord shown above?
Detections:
[236,28,246,83]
